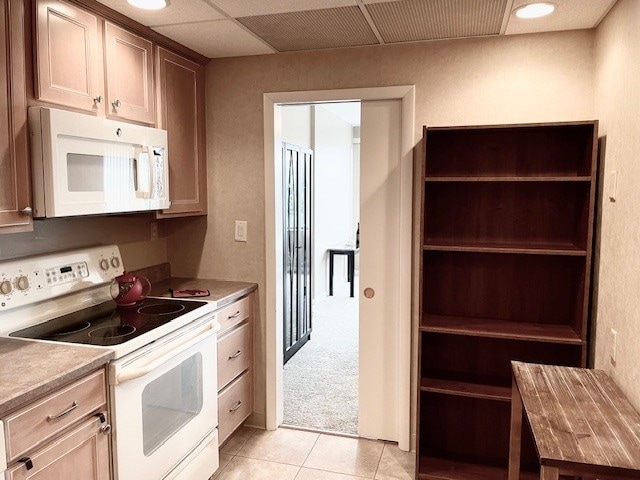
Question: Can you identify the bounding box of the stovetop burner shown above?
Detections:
[87,325,137,346]
[138,303,186,316]
[49,321,91,337]
[10,297,207,347]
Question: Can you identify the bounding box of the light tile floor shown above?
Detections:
[212,426,415,480]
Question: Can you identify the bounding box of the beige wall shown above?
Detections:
[166,30,596,425]
[593,0,640,410]
[0,216,167,271]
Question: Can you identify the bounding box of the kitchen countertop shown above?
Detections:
[0,338,113,417]
[150,277,257,309]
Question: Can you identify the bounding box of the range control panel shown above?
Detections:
[0,245,124,312]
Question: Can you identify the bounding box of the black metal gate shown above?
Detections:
[283,143,313,364]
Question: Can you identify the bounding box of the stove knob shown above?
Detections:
[100,259,110,271]
[111,257,120,268]
[0,280,12,295]
[16,276,29,291]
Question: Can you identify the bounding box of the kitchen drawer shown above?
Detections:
[5,412,109,480]
[4,370,106,461]
[218,370,252,445]
[218,296,251,334]
[218,322,252,390]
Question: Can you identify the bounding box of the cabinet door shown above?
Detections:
[5,414,110,480]
[104,22,155,124]
[156,47,207,217]
[0,0,32,233]
[35,0,103,113]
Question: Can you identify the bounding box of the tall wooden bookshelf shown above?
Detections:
[416,121,599,479]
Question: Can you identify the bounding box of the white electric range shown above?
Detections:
[0,245,220,480]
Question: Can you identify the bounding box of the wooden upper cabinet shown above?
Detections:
[34,0,103,113]
[156,47,207,217]
[104,22,155,124]
[0,0,32,233]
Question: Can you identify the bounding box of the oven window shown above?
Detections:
[141,353,203,456]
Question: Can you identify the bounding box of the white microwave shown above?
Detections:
[29,107,170,218]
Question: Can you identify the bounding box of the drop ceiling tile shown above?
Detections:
[237,6,379,52]
[209,0,358,18]
[96,0,225,27]
[152,19,276,58]
[505,0,617,35]
[366,0,507,43]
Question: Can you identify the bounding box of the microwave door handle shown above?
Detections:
[135,147,152,198]
[115,320,220,384]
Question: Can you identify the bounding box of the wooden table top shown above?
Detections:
[512,361,640,475]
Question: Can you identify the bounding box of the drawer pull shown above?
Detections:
[229,350,242,359]
[46,401,78,421]
[230,401,243,412]
[18,457,33,471]
[228,311,241,319]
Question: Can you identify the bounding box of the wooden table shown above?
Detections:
[509,361,640,480]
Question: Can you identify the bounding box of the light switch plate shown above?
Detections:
[235,220,247,242]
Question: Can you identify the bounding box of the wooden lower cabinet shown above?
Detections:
[2,369,110,480]
[155,47,207,217]
[5,414,110,480]
[216,294,254,445]
[0,0,31,233]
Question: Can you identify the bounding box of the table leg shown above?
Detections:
[329,252,334,296]
[508,375,523,480]
[348,252,354,298]
[540,466,559,480]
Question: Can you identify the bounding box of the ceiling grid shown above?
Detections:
[96,0,618,58]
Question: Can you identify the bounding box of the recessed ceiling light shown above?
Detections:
[514,2,556,19]
[127,0,167,10]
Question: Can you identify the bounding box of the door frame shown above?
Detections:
[263,86,415,451]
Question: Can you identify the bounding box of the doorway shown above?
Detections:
[281,103,361,435]
[263,86,415,451]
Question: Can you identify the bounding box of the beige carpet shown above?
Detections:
[283,279,359,434]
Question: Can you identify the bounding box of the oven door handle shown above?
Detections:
[116,321,220,384]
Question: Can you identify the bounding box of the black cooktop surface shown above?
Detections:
[10,298,207,346]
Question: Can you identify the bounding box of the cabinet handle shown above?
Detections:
[228,311,241,319]
[21,207,32,216]
[100,424,112,435]
[228,350,242,359]
[94,95,103,105]
[113,99,122,108]
[46,401,78,421]
[229,401,242,412]
[18,457,33,471]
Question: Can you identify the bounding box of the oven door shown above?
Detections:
[109,318,219,480]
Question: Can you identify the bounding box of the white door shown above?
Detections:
[358,99,402,441]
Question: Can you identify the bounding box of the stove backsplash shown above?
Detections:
[0,215,166,271]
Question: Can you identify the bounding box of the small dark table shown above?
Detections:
[328,247,358,298]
